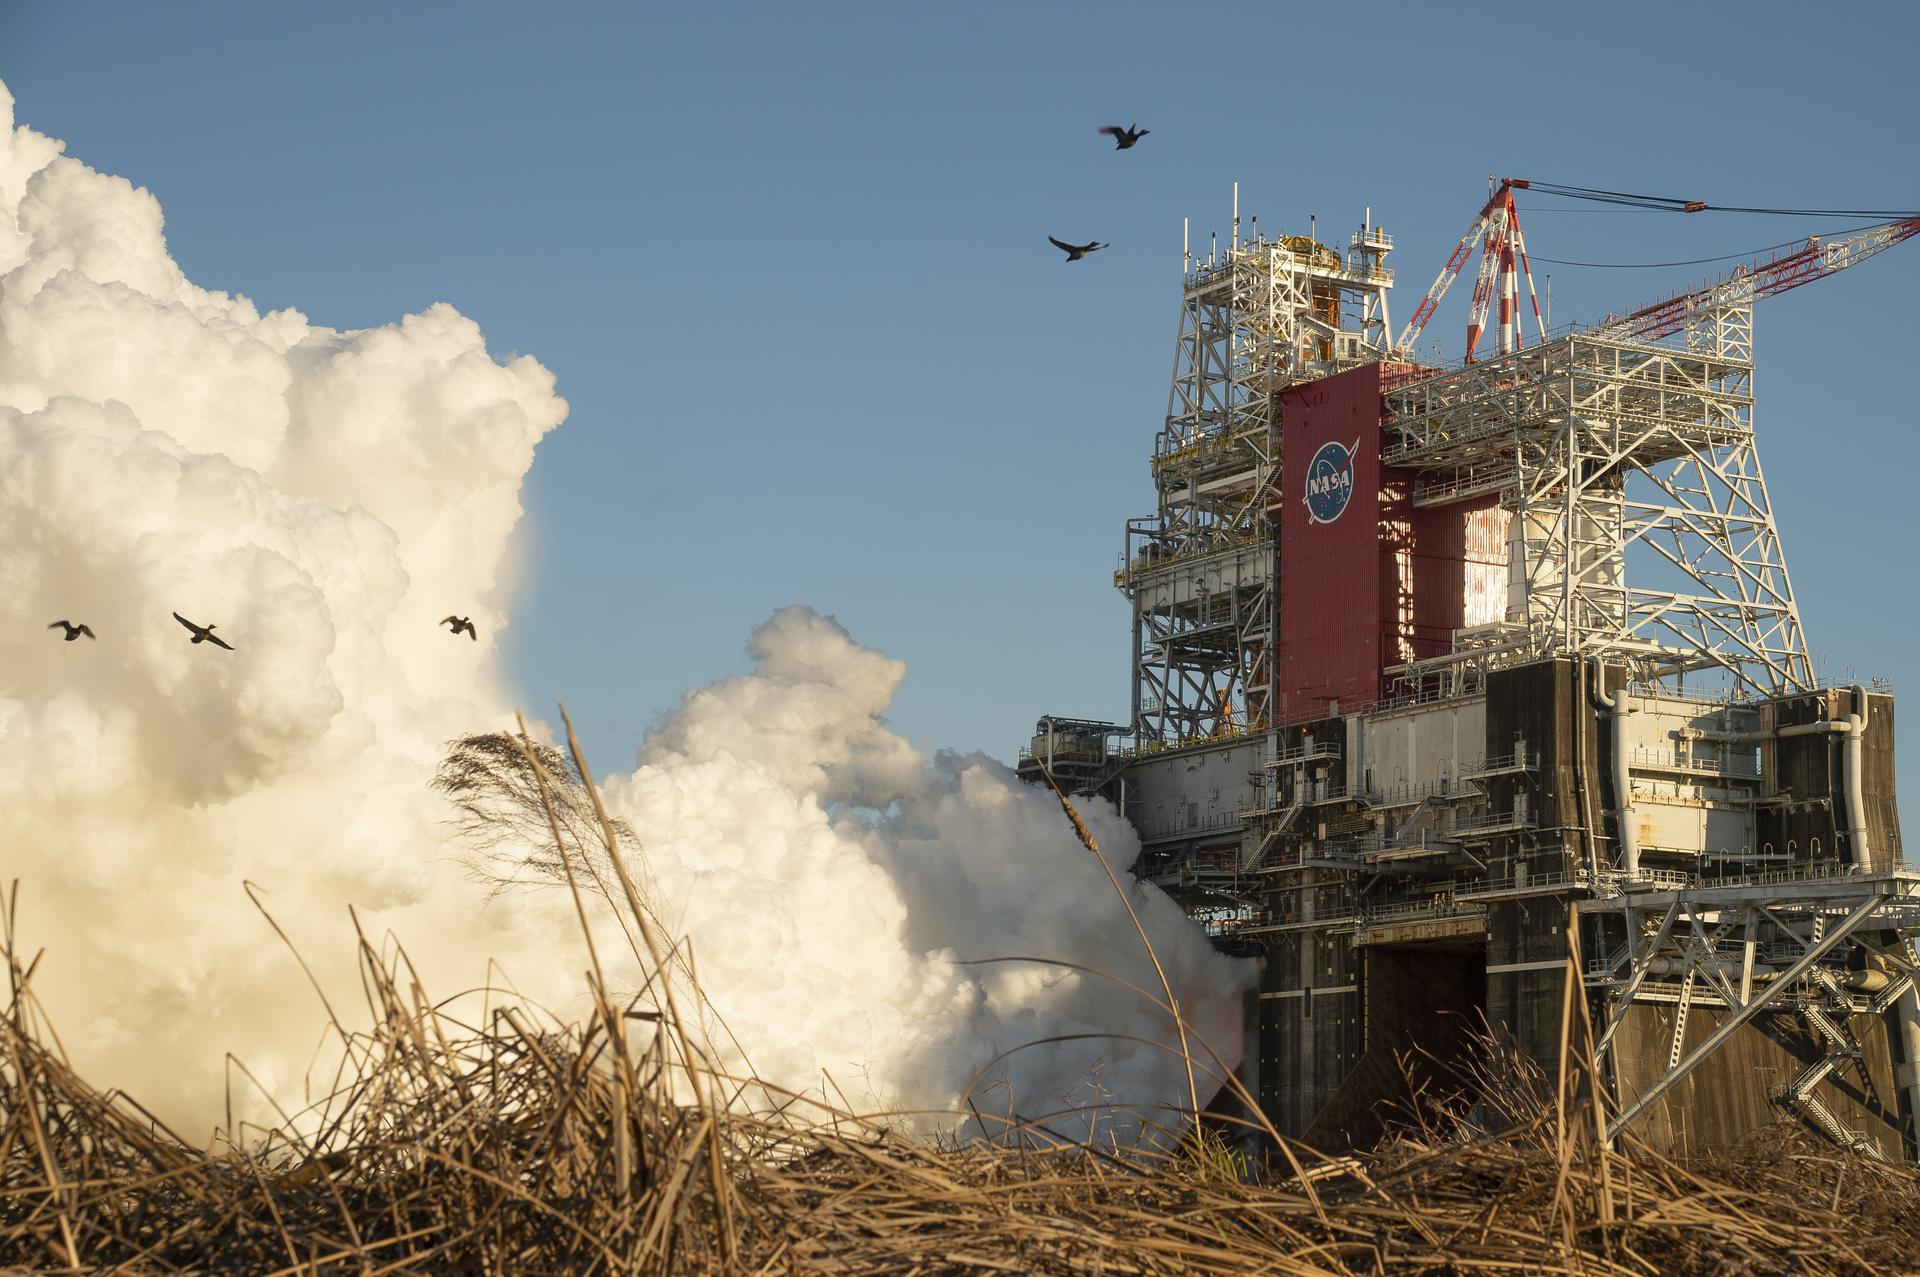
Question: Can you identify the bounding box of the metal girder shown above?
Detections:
[1595,901,1679,1054]
[1125,211,1395,744]
[1381,314,1812,698]
[1606,896,1883,1140]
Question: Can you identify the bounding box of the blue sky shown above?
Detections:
[4,2,1916,803]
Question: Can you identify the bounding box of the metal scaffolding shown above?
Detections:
[1029,184,1914,1159]
[1584,866,1920,1156]
[1382,293,1813,699]
[1121,195,1397,743]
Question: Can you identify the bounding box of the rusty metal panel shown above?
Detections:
[1462,504,1510,627]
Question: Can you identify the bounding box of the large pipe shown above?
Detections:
[1639,959,1890,990]
[1589,658,1638,875]
[1844,685,1872,868]
[1894,983,1920,1154]
[1767,690,1872,866]
[1572,660,1601,886]
[1775,720,1853,739]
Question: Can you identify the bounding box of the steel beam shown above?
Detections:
[1607,895,1885,1140]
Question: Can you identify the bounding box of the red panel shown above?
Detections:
[1277,364,1515,722]
[1405,494,1501,661]
[1278,364,1385,720]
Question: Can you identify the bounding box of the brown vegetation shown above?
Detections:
[5,720,1919,1274]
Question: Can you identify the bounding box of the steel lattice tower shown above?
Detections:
[1384,288,1812,698]
[1120,199,1396,744]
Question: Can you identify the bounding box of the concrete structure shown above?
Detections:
[1019,191,1918,1158]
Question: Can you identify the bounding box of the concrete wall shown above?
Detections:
[1761,687,1900,869]
[1356,697,1486,803]
[1303,946,1486,1151]
[1124,739,1263,845]
[1257,929,1364,1137]
[1612,1001,1906,1160]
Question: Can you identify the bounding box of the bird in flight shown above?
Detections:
[441,615,477,641]
[173,612,235,651]
[47,620,96,642]
[1049,236,1107,262]
[1099,124,1149,150]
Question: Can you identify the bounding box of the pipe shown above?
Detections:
[1639,959,1889,991]
[1771,690,1872,865]
[1844,685,1872,868]
[1776,720,1852,739]
[1573,660,1601,888]
[1894,983,1920,1154]
[1589,658,1638,875]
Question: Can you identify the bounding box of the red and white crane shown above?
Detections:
[1400,177,1920,361]
[1595,216,1920,343]
[1395,178,1546,364]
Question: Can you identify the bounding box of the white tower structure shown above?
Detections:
[1119,193,1397,744]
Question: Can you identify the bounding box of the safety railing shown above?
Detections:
[1359,898,1487,928]
[1272,672,1487,731]
[1628,745,1760,778]
[1268,738,1341,766]
[1449,808,1538,837]
[1136,808,1243,844]
[1364,777,1479,807]
[1461,749,1540,778]
[1456,867,1594,901]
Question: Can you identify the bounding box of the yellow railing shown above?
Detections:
[1113,530,1266,587]
[1151,433,1240,473]
[1114,722,1256,760]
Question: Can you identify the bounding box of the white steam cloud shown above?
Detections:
[606,606,1250,1135]
[0,81,1247,1140]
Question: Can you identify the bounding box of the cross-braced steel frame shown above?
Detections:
[1583,868,1920,1155]
[1124,218,1396,743]
[1383,298,1812,698]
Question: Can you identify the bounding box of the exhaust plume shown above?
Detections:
[0,80,1247,1141]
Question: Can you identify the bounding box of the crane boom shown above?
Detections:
[1396,179,1545,362]
[1396,199,1498,354]
[1600,217,1920,343]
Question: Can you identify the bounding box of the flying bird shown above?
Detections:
[1049,236,1108,262]
[47,620,96,642]
[441,615,477,641]
[1099,124,1149,150]
[173,612,234,651]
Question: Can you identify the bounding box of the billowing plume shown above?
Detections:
[0,80,578,1127]
[605,606,1250,1135]
[0,80,1247,1141]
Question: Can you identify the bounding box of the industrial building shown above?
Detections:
[1019,183,1920,1157]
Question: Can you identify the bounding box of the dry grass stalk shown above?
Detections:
[6,723,1920,1273]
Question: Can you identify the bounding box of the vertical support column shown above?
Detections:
[1893,978,1920,1155]
[1590,659,1639,875]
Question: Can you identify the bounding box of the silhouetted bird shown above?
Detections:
[173,612,234,651]
[441,615,477,641]
[1099,124,1149,150]
[1049,236,1107,262]
[47,620,95,642]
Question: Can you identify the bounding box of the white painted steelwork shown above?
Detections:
[1384,306,1811,700]
[1122,194,1396,744]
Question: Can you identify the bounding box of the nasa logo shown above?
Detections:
[1303,439,1358,525]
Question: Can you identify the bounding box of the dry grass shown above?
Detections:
[6,721,1920,1274]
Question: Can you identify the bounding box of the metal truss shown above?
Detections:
[1384,305,1813,698]
[1584,868,1920,1152]
[1123,205,1396,743]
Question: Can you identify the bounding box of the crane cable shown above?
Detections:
[1515,179,1918,220]
[1524,223,1905,270]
